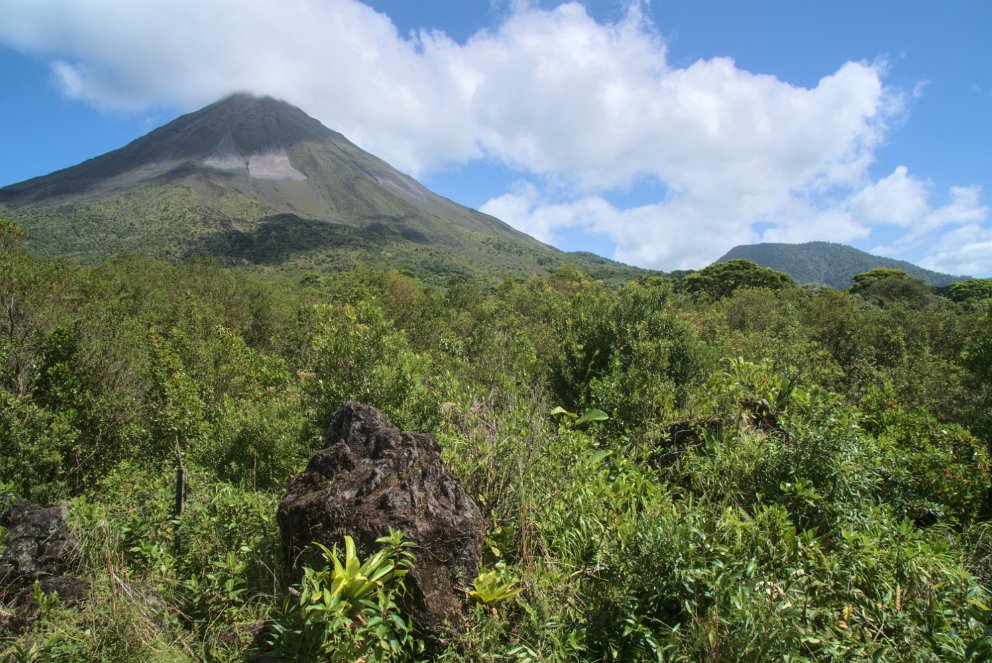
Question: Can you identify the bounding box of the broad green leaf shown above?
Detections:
[587,449,613,466]
[575,408,609,426]
[550,405,577,419]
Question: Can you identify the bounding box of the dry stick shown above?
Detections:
[174,441,186,517]
[174,440,187,560]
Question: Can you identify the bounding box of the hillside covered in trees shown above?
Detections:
[2,219,992,661]
[715,241,967,289]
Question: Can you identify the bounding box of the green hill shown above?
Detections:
[0,94,642,283]
[714,241,966,288]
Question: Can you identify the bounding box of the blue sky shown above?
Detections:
[1,0,990,275]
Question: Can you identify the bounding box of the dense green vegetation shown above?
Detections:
[948,278,992,304]
[2,218,992,661]
[716,241,966,288]
[8,184,643,286]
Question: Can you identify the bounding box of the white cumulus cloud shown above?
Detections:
[919,224,992,277]
[0,0,988,272]
[481,183,759,271]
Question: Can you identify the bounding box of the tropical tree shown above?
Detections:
[679,260,796,300]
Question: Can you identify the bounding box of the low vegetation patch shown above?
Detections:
[1,218,991,661]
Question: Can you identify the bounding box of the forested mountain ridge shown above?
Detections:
[715,241,966,288]
[0,94,642,283]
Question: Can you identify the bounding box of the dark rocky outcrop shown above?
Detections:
[0,500,85,607]
[0,609,26,640]
[277,402,484,633]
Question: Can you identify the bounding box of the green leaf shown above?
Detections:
[588,449,613,466]
[575,408,609,426]
[366,559,395,584]
[344,536,358,568]
[550,406,577,419]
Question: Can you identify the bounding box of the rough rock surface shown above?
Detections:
[0,609,26,640]
[0,500,85,606]
[278,402,484,632]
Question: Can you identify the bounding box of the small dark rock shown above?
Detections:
[0,499,84,607]
[650,421,706,468]
[741,399,782,433]
[277,402,485,633]
[217,621,267,648]
[38,575,87,606]
[0,610,26,640]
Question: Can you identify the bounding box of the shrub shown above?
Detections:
[872,410,990,526]
[0,391,79,501]
[302,301,436,432]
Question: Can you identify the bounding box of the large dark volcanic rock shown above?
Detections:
[0,500,85,606]
[277,402,484,631]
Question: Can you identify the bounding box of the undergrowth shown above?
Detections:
[2,225,991,660]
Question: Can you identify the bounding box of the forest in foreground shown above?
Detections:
[2,217,992,661]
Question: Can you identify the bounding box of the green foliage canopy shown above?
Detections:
[679,259,797,300]
[0,252,990,662]
[947,278,992,303]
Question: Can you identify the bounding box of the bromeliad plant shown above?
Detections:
[467,570,524,605]
[302,530,413,620]
[269,529,421,662]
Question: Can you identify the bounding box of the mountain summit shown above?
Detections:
[714,241,965,289]
[0,94,635,280]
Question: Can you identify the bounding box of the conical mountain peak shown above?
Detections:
[0,95,639,281]
[161,92,339,158]
[0,94,345,202]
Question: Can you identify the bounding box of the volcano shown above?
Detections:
[0,94,637,280]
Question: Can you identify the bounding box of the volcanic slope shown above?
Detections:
[0,94,639,281]
[715,241,966,289]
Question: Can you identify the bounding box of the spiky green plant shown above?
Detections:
[467,570,524,605]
